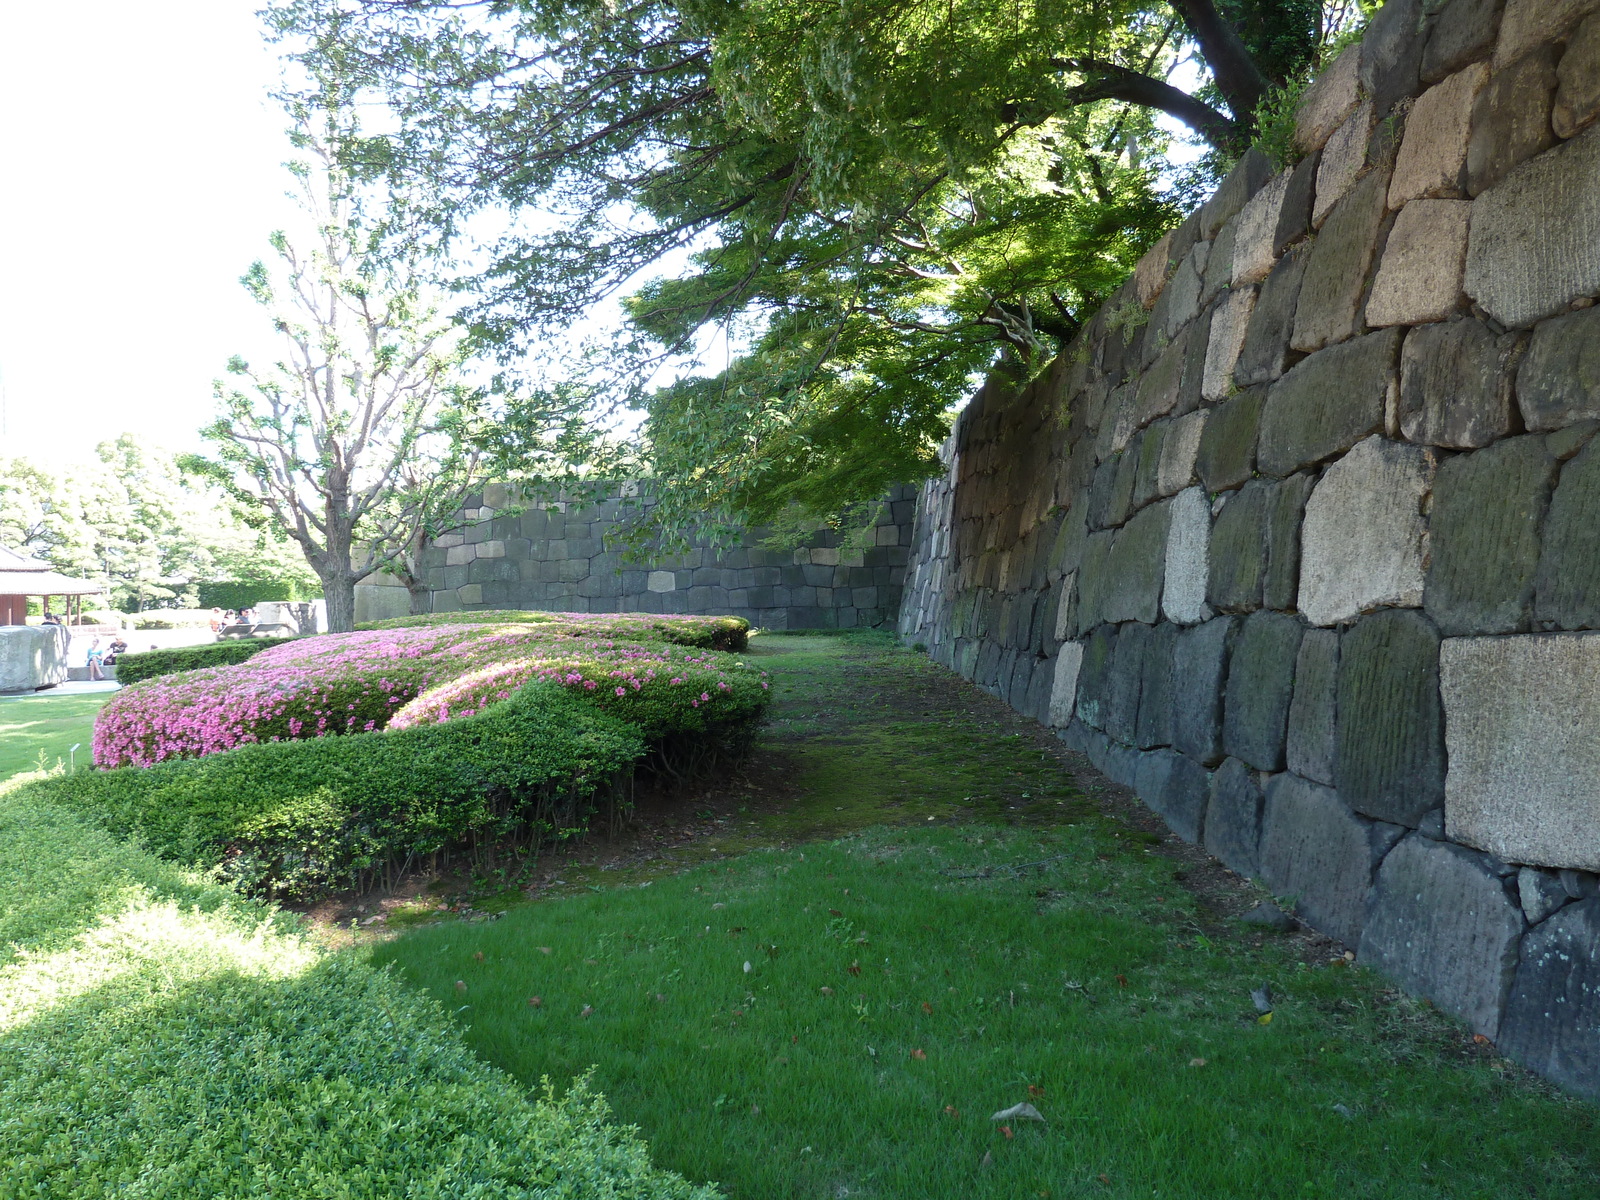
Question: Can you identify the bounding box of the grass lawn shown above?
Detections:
[0,692,110,781]
[366,634,1600,1199]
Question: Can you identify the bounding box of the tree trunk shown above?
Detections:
[407,581,432,616]
[322,572,358,633]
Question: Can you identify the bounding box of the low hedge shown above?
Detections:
[0,781,716,1198]
[359,609,751,652]
[34,682,649,899]
[114,637,295,686]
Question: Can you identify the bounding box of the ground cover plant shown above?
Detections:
[368,635,1600,1200]
[0,692,110,782]
[359,610,751,652]
[113,636,295,686]
[0,776,713,1199]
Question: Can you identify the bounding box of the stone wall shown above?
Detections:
[901,0,1600,1099]
[364,482,918,630]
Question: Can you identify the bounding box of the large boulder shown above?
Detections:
[0,625,69,693]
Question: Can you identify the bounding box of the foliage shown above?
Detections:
[193,577,320,611]
[0,783,717,1197]
[112,638,296,687]
[358,609,751,652]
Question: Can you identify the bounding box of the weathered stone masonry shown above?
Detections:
[901,0,1600,1099]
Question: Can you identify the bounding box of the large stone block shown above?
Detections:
[1235,244,1311,386]
[1399,317,1517,447]
[1360,0,1426,115]
[1171,615,1238,765]
[1157,409,1207,496]
[1495,0,1600,65]
[1337,608,1446,825]
[1390,64,1489,203]
[1160,249,1206,340]
[1223,609,1305,772]
[1145,750,1210,844]
[1288,627,1340,785]
[1202,287,1257,401]
[1366,199,1472,326]
[1424,0,1501,83]
[1260,331,1400,479]
[0,625,68,693]
[1298,436,1431,626]
[1469,43,1560,196]
[1104,621,1150,744]
[1207,482,1268,613]
[1074,531,1117,636]
[1195,387,1264,493]
[1162,486,1213,625]
[1275,149,1319,255]
[1134,332,1189,427]
[1358,835,1526,1038]
[1296,44,1363,154]
[1442,632,1600,869]
[1554,13,1600,137]
[1313,102,1379,230]
[1264,473,1315,612]
[1425,434,1556,635]
[1198,148,1275,240]
[1534,438,1600,628]
[1101,501,1170,626]
[1466,111,1600,328]
[1498,898,1600,1100]
[1516,305,1600,432]
[1132,422,1168,511]
[1047,641,1083,727]
[1259,773,1403,948]
[1135,621,1179,749]
[1294,169,1391,352]
[1132,232,1175,310]
[1231,172,1291,286]
[1205,757,1264,876]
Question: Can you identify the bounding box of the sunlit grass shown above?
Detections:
[0,692,108,781]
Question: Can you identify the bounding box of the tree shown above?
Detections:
[184,81,497,633]
[266,0,1367,540]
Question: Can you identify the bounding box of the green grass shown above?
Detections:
[368,635,1600,1199]
[0,692,109,781]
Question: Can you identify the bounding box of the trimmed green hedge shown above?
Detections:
[26,682,647,899]
[359,610,751,652]
[115,638,296,685]
[0,781,717,1199]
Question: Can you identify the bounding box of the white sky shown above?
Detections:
[0,1,296,465]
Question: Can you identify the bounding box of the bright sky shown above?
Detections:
[0,1,295,465]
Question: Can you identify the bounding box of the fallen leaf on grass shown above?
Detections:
[979,1151,993,1169]
[1027,1084,1045,1098]
[1473,1034,1491,1045]
[527,996,542,1008]
[1097,1174,1111,1185]
[910,1048,927,1060]
[847,961,862,976]
[473,951,484,962]
[538,947,552,955]
[991,1103,1045,1123]
[944,1105,960,1118]
[1257,1012,1274,1026]
[454,980,467,993]
[921,1001,934,1014]
[580,1005,594,1018]
[1115,974,1128,988]
[829,909,843,917]
[1000,1125,1014,1140]
[1188,1057,1207,1068]
[820,986,835,996]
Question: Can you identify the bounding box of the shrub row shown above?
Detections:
[114,637,295,686]
[0,779,716,1198]
[359,609,751,652]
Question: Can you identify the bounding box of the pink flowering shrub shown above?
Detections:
[93,615,766,769]
[359,609,751,651]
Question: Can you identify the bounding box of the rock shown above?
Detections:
[1132,422,1168,511]
[1442,632,1600,869]
[1358,834,1526,1038]
[1366,199,1472,326]
[1519,866,1572,923]
[1561,868,1599,898]
[1171,615,1239,765]
[1296,44,1364,155]
[1175,304,1213,417]
[1206,757,1265,875]
[1201,220,1237,306]
[1161,251,1206,341]
[1498,897,1600,1101]
[1073,624,1118,730]
[1495,0,1600,65]
[1467,121,1600,327]
[1554,13,1600,137]
[1546,418,1600,460]
[1203,288,1258,401]
[0,625,69,693]
[1534,439,1600,629]
[1107,434,1143,528]
[1390,63,1488,203]
[1398,317,1518,448]
[1157,409,1207,496]
[1275,149,1320,255]
[1236,244,1312,386]
[1132,231,1174,309]
[1195,387,1265,493]
[1295,168,1391,352]
[1223,610,1305,772]
[1073,531,1116,635]
[1135,621,1179,749]
[1423,0,1504,83]
[1101,501,1169,626]
[1207,482,1269,613]
[1264,473,1315,612]
[1198,148,1275,240]
[1148,750,1211,844]
[1469,43,1561,196]
[1298,435,1431,627]
[1134,331,1189,427]
[1232,172,1292,286]
[1416,806,1448,839]
[1047,641,1084,727]
[1238,899,1295,930]
[1103,741,1143,789]
[1288,628,1341,786]
[1162,486,1213,626]
[1337,608,1446,824]
[1088,456,1120,531]
[1425,434,1557,634]
[1103,621,1149,744]
[1516,306,1600,432]
[1259,773,1402,948]
[1260,332,1401,479]
[1313,102,1379,229]
[1360,0,1427,116]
